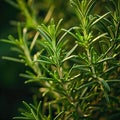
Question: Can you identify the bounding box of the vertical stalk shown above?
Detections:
[23,28,41,76]
[86,47,97,78]
[57,66,63,79]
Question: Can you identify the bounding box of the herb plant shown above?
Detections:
[1,0,120,119]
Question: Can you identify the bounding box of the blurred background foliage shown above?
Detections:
[0,0,118,119]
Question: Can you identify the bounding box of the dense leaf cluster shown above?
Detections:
[1,0,120,119]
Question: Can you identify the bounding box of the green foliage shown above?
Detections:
[13,101,64,120]
[1,0,120,119]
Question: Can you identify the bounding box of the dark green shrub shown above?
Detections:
[1,0,120,119]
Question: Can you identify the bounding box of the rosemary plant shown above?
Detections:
[1,0,120,119]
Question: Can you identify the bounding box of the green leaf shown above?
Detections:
[98,77,110,92]
[1,38,16,45]
[37,26,52,45]
[97,57,113,63]
[55,19,63,35]
[85,0,96,16]
[22,101,32,112]
[36,101,42,119]
[35,58,52,64]
[106,79,120,83]
[62,44,78,62]
[73,64,90,72]
[38,41,53,56]
[5,0,19,9]
[54,111,64,120]
[61,27,80,41]
[13,116,32,119]
[89,33,107,45]
[24,77,53,84]
[77,81,96,90]
[62,55,77,62]
[30,108,38,120]
[2,56,23,63]
[67,73,81,81]
[91,12,110,27]
[48,103,52,120]
[30,32,39,51]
